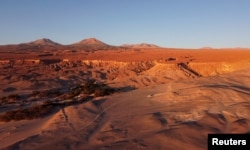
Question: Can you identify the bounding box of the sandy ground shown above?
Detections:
[0,49,250,149]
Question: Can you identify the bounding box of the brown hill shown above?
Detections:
[19,38,63,51]
[74,38,107,46]
[28,38,61,46]
[68,38,115,51]
[0,38,115,52]
[0,38,63,52]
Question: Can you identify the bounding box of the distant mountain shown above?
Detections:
[73,38,107,46]
[69,38,114,50]
[0,37,116,52]
[1,38,249,52]
[28,38,61,46]
[0,38,64,52]
[0,39,161,52]
[122,43,160,48]
[17,38,63,51]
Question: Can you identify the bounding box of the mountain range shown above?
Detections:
[0,38,162,52]
[1,38,249,52]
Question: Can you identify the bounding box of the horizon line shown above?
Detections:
[1,37,250,50]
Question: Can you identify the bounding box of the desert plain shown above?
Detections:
[0,38,249,150]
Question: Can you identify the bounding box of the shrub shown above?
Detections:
[31,89,62,98]
[83,80,97,94]
[0,94,20,104]
[7,94,20,100]
[31,90,40,96]
[0,96,7,104]
[0,104,53,122]
[94,87,115,97]
[94,88,106,97]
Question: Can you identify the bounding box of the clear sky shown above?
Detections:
[0,0,250,48]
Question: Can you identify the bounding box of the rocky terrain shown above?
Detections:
[0,39,249,150]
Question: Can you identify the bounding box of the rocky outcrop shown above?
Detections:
[177,62,202,78]
[188,62,250,76]
[1,58,248,89]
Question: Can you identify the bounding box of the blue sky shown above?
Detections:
[0,0,250,48]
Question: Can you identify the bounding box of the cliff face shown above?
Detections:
[77,59,250,88]
[1,58,249,92]
[188,61,249,76]
[1,58,248,78]
[81,59,249,78]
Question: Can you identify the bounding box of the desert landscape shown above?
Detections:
[0,38,249,150]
